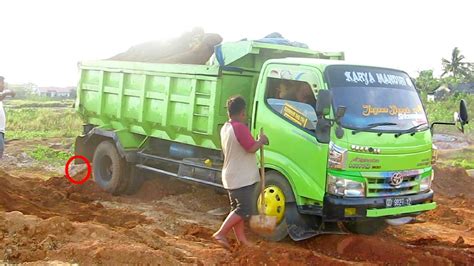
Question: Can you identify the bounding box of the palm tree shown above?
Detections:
[441,47,470,78]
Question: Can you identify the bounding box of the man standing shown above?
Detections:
[212,96,268,249]
[0,76,16,158]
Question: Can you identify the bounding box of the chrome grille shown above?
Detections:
[365,171,420,197]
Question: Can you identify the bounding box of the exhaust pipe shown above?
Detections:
[385,217,414,226]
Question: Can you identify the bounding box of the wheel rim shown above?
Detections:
[258,185,286,223]
[99,156,113,182]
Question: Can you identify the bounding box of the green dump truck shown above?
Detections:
[75,41,469,241]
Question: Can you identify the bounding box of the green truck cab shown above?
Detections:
[75,41,469,241]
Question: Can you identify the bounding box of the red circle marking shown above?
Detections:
[65,155,92,185]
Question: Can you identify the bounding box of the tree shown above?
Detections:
[441,47,471,79]
[415,70,440,93]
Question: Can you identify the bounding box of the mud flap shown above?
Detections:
[74,135,91,164]
[285,202,346,241]
[285,202,320,241]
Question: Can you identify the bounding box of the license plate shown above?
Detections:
[385,197,411,208]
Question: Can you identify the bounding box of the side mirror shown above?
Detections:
[459,99,469,125]
[316,90,331,117]
[455,99,469,133]
[431,99,469,134]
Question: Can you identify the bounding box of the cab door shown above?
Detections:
[252,64,329,204]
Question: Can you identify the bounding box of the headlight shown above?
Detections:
[328,142,348,169]
[420,170,434,192]
[431,144,438,164]
[327,175,365,197]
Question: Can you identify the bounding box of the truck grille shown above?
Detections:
[363,170,422,197]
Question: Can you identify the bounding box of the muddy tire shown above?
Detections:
[124,166,145,195]
[253,170,295,242]
[93,141,128,195]
[342,219,388,235]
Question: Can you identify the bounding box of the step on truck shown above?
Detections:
[74,41,469,241]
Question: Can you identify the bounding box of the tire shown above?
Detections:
[252,170,295,242]
[124,166,145,195]
[92,140,128,195]
[342,219,388,235]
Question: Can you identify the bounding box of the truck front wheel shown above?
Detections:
[93,140,128,195]
[253,171,295,242]
[342,219,388,235]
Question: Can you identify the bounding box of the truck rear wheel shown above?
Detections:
[93,140,128,195]
[253,170,295,242]
[342,219,388,235]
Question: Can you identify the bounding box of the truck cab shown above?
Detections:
[250,58,468,240]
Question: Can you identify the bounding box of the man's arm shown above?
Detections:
[247,137,267,153]
[232,122,269,153]
[0,90,15,100]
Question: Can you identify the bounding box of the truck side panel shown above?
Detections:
[77,65,257,150]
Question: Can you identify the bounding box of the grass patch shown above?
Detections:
[5,107,82,140]
[27,145,73,166]
[439,148,474,169]
[448,159,474,169]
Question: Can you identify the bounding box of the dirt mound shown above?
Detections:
[0,170,149,229]
[433,165,474,199]
[0,211,185,264]
[301,234,463,264]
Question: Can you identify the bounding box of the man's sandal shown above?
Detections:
[212,234,231,250]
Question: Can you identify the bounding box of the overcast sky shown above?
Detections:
[0,0,473,86]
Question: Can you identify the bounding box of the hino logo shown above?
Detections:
[389,172,404,187]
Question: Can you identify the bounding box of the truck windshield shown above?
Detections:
[325,65,428,132]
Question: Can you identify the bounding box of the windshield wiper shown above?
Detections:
[394,123,429,137]
[352,122,398,135]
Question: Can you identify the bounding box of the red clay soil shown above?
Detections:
[1,165,474,264]
[0,170,149,228]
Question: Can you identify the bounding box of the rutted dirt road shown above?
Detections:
[0,136,473,265]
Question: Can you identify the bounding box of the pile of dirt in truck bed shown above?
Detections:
[1,166,473,264]
[109,27,223,64]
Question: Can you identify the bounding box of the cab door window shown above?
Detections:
[265,77,318,130]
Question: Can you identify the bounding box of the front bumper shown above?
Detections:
[323,190,436,221]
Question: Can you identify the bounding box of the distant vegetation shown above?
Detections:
[415,47,473,93]
[5,107,82,139]
[415,47,473,134]
[4,99,74,108]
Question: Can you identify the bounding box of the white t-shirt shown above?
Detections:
[0,101,5,133]
[220,121,259,190]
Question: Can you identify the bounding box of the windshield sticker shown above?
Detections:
[345,71,410,87]
[283,103,309,127]
[269,69,307,80]
[363,105,425,117]
[398,113,425,120]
